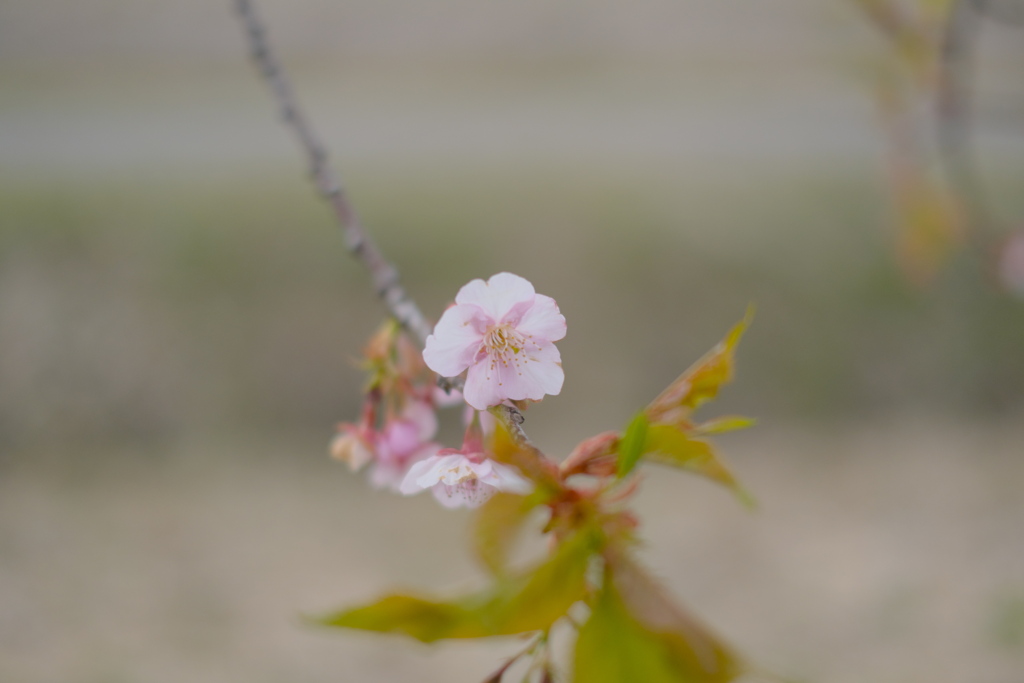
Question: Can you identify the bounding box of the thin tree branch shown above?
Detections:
[234,0,434,349]
[494,404,531,444]
[937,0,997,239]
[235,0,533,418]
[936,0,1024,242]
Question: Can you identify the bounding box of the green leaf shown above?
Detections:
[575,554,745,683]
[575,579,683,682]
[483,528,597,635]
[315,529,599,642]
[693,416,757,436]
[473,492,542,577]
[644,425,754,507]
[316,594,473,643]
[647,308,753,422]
[616,412,649,479]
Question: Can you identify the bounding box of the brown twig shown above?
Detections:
[493,404,530,443]
[234,0,532,415]
[234,0,434,348]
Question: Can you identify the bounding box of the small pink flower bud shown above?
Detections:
[330,427,374,471]
[369,399,441,491]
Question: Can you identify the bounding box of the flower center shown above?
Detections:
[486,324,521,354]
[445,462,477,484]
[480,324,537,384]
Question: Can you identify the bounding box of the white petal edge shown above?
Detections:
[455,273,536,322]
[487,462,534,495]
[398,455,443,495]
[423,304,486,377]
[514,294,566,342]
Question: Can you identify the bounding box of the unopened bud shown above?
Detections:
[330,429,373,471]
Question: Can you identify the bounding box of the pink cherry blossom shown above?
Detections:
[400,416,532,508]
[399,451,532,508]
[368,399,442,491]
[423,272,566,410]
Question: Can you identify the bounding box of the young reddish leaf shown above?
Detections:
[616,412,649,479]
[314,529,598,642]
[646,308,752,423]
[644,425,754,506]
[473,492,542,577]
[561,430,619,478]
[692,415,757,436]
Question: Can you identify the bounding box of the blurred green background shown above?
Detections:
[1,1,1023,682]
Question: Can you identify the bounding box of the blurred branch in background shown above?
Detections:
[938,0,1024,292]
[855,0,1024,289]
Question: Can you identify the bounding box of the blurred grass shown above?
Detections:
[1,419,1022,683]
[3,161,1024,455]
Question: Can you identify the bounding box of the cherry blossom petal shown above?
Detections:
[461,340,564,409]
[463,361,510,410]
[398,456,439,495]
[455,273,536,321]
[485,462,534,494]
[400,450,533,508]
[400,452,468,496]
[369,459,405,490]
[493,342,565,405]
[426,273,566,408]
[407,453,468,492]
[373,442,439,492]
[514,294,566,342]
[436,454,491,485]
[432,479,497,508]
[402,399,439,443]
[423,305,487,377]
[370,453,411,490]
[380,420,421,459]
